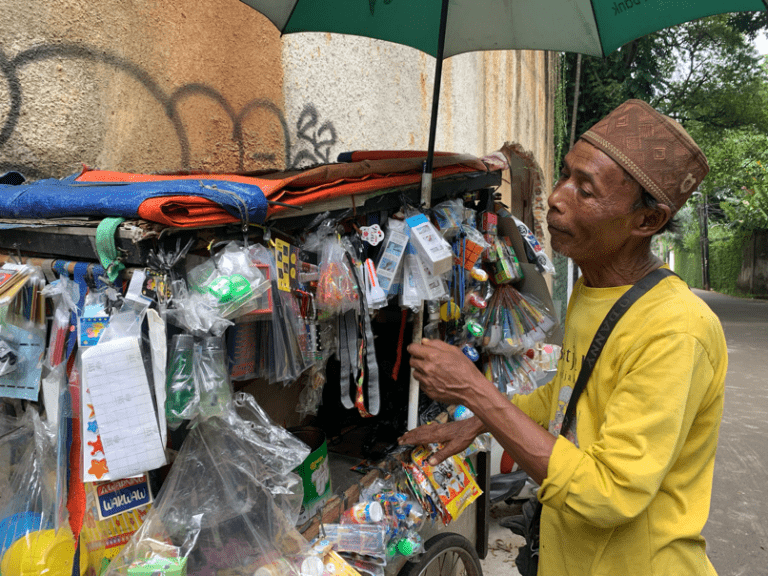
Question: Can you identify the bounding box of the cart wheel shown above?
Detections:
[398,533,483,576]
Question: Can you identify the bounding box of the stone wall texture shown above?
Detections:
[0,0,556,244]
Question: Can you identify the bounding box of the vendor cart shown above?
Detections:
[0,149,560,576]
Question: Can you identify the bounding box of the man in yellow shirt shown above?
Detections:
[400,99,727,575]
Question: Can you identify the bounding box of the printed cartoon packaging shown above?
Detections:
[81,475,153,574]
[410,446,482,523]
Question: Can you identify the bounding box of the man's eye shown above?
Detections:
[578,188,592,198]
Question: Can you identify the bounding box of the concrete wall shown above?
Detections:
[0,0,556,234]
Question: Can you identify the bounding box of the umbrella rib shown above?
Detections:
[281,0,302,35]
[583,0,606,58]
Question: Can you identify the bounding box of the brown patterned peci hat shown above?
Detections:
[580,99,709,213]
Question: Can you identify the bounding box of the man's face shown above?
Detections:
[547,140,642,264]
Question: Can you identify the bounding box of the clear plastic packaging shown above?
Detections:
[0,267,47,402]
[103,405,311,576]
[247,244,313,385]
[0,409,84,576]
[40,275,79,370]
[321,524,389,558]
[512,216,556,275]
[187,241,269,320]
[165,333,198,430]
[432,199,465,239]
[316,236,359,316]
[194,335,233,420]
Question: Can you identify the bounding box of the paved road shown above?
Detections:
[696,289,768,576]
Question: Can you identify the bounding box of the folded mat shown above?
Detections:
[80,152,495,219]
[0,152,497,226]
[0,169,268,227]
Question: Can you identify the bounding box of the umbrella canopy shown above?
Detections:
[243,0,767,201]
[240,0,766,429]
[244,0,768,60]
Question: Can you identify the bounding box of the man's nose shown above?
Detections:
[548,180,567,210]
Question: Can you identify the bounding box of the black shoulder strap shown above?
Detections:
[559,268,677,436]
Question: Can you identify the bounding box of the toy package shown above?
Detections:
[410,445,482,524]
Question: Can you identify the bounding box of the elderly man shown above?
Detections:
[400,100,727,575]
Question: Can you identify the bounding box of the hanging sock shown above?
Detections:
[338,309,356,410]
[95,217,126,283]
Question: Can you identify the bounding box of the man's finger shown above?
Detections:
[398,423,447,445]
[426,446,455,466]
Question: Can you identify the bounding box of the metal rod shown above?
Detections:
[421,0,451,205]
[411,0,450,429]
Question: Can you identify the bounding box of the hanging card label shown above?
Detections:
[82,336,166,480]
[96,474,153,520]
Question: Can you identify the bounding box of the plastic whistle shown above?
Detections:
[365,258,387,308]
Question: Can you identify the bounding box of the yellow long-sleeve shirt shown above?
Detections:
[513,270,727,575]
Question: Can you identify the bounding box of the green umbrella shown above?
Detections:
[240,0,766,430]
[242,0,767,200]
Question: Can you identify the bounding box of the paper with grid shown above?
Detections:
[81,336,166,480]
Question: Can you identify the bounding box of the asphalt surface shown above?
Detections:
[696,289,768,576]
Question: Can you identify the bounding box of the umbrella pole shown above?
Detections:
[418,0,450,208]
[409,0,450,431]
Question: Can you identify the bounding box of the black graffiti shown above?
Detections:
[0,43,338,177]
[295,104,338,166]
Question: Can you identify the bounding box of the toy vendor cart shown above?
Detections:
[0,149,560,576]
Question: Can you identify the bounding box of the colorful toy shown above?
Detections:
[127,556,187,575]
[1,528,88,576]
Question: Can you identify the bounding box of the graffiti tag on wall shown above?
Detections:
[0,43,337,179]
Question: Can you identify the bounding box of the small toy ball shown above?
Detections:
[470,268,489,282]
[0,512,43,558]
[440,301,461,322]
[1,528,88,576]
[453,404,475,421]
[461,344,480,362]
[468,294,487,309]
[465,319,484,338]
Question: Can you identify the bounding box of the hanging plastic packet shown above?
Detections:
[193,335,232,420]
[248,244,312,385]
[40,275,79,370]
[431,198,465,239]
[0,265,47,402]
[187,240,269,320]
[374,219,409,297]
[165,333,197,430]
[363,258,387,310]
[405,245,447,303]
[512,215,556,275]
[316,235,359,316]
[405,210,453,276]
[103,406,312,576]
[166,277,233,337]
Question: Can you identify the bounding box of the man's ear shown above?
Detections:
[633,204,672,237]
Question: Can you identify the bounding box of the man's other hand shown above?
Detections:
[398,417,486,465]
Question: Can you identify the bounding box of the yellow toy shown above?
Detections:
[1,527,88,576]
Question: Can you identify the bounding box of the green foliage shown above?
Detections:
[708,226,752,295]
[555,14,768,297]
[675,241,703,290]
